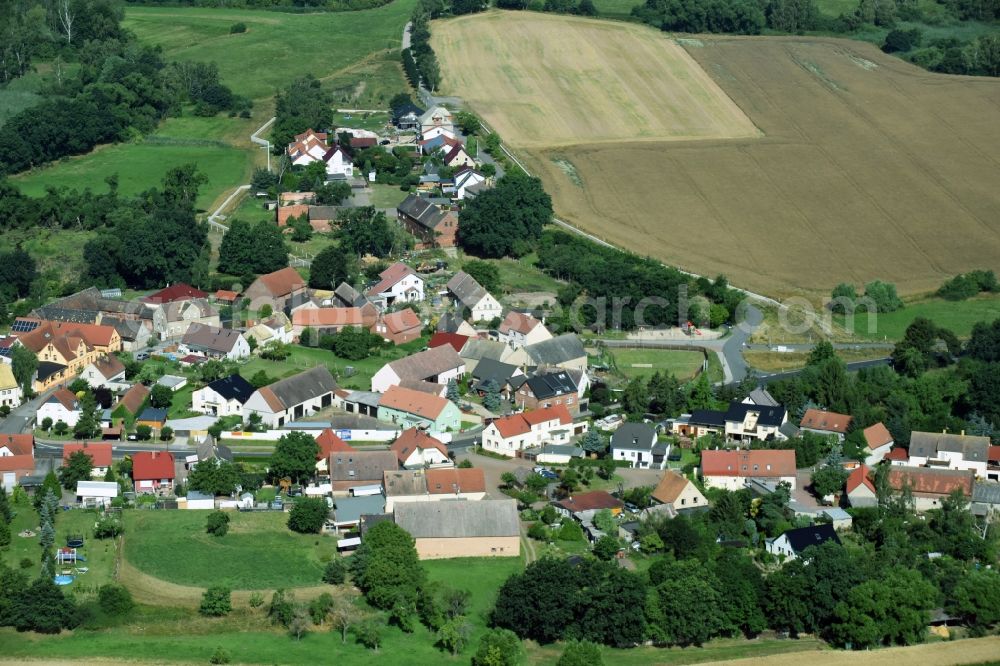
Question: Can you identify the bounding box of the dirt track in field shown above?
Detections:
[435,12,1000,299]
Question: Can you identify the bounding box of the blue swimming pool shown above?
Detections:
[53,575,75,586]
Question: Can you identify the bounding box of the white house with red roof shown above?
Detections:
[799,409,852,442]
[0,434,34,490]
[63,442,113,478]
[366,263,424,307]
[287,129,330,166]
[700,449,797,491]
[37,388,81,427]
[322,145,354,179]
[885,447,909,466]
[862,422,894,465]
[314,428,355,473]
[846,464,877,508]
[390,428,451,469]
[132,451,175,494]
[480,405,575,457]
[498,311,552,350]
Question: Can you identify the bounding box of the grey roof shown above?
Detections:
[525,370,577,400]
[309,206,340,221]
[973,482,1000,504]
[329,451,398,483]
[437,313,466,334]
[724,402,787,428]
[333,282,365,308]
[473,358,520,387]
[460,339,508,363]
[909,431,990,461]
[187,490,214,501]
[182,324,242,354]
[394,499,520,538]
[345,390,383,409]
[779,422,801,439]
[263,366,337,410]
[101,316,146,341]
[397,194,448,231]
[335,494,386,523]
[779,523,841,554]
[138,407,168,422]
[384,470,428,497]
[532,444,584,458]
[447,272,488,307]
[746,388,779,407]
[611,423,657,452]
[36,287,147,319]
[205,374,255,404]
[34,305,99,324]
[157,375,187,389]
[387,345,464,382]
[525,334,585,366]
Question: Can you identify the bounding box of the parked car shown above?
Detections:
[533,467,559,480]
[135,351,150,361]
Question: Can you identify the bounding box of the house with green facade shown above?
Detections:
[377,385,461,433]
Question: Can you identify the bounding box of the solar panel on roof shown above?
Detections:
[11,320,38,332]
[0,348,11,357]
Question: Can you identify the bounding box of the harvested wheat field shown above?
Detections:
[435,12,1000,299]
[432,11,759,148]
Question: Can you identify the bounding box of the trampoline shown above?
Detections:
[53,575,75,586]
[67,536,84,548]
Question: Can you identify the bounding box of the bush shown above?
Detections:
[210,647,231,664]
[200,586,232,617]
[19,557,33,569]
[323,557,347,584]
[288,497,329,534]
[527,522,549,540]
[557,520,584,542]
[94,515,123,539]
[229,22,247,34]
[206,511,231,537]
[98,584,135,617]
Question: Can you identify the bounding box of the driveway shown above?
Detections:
[790,468,823,512]
[0,387,55,434]
[453,449,533,499]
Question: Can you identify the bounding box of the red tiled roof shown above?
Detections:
[292,307,364,328]
[556,490,623,513]
[49,388,80,412]
[143,283,207,304]
[887,466,973,497]
[988,445,1000,463]
[429,332,470,353]
[390,428,448,465]
[499,311,541,336]
[382,309,421,335]
[350,137,377,149]
[0,434,33,456]
[800,409,853,434]
[863,422,893,449]
[315,428,354,460]
[700,449,796,478]
[0,455,34,473]
[255,267,306,298]
[491,405,572,439]
[885,447,909,462]
[426,467,485,494]
[63,442,112,467]
[214,290,239,302]
[19,321,118,352]
[379,386,451,421]
[278,204,310,227]
[116,384,150,415]
[132,451,175,481]
[846,464,875,495]
[367,262,417,296]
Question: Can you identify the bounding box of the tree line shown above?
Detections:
[120,0,394,9]
[0,1,248,175]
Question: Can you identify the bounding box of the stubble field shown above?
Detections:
[434,13,1000,299]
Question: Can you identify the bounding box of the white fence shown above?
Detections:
[221,428,453,444]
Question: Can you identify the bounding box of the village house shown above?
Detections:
[886,447,910,466]
[862,422,895,464]
[377,387,461,434]
[371,345,465,393]
[524,334,587,373]
[499,312,552,349]
[181,324,250,361]
[389,428,452,469]
[152,299,220,341]
[328,450,399,493]
[244,267,310,317]
[459,338,516,375]
[480,405,576,457]
[446,272,502,323]
[846,464,877,508]
[132,451,175,494]
[62,442,113,478]
[907,430,990,476]
[17,321,122,390]
[243,366,337,428]
[372,309,423,346]
[287,129,330,166]
[799,408,852,441]
[393,101,424,131]
[513,369,583,413]
[724,402,789,442]
[887,466,975,512]
[383,467,485,511]
[420,105,455,136]
[141,283,208,307]
[396,194,459,249]
[700,449,797,491]
[554,490,624,522]
[453,167,487,200]
[0,434,34,490]
[192,374,255,417]
[78,355,128,391]
[76,480,118,508]
[101,316,152,352]
[442,143,476,169]
[611,422,666,469]
[314,428,354,473]
[650,470,707,513]
[246,314,294,348]
[471,358,524,401]
[112,383,149,421]
[435,312,477,338]
[766,523,841,562]
[136,407,168,433]
[213,290,239,307]
[366,263,425,307]
[321,144,354,179]
[37,388,81,428]
[291,307,373,339]
[0,364,22,409]
[393,499,520,560]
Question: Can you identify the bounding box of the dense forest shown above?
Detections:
[0,0,248,175]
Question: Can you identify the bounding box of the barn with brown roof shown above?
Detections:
[244,267,309,316]
[887,466,974,512]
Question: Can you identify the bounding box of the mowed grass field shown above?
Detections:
[835,293,1000,340]
[612,348,706,380]
[122,2,413,101]
[123,510,327,589]
[436,13,1000,299]
[432,11,759,148]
